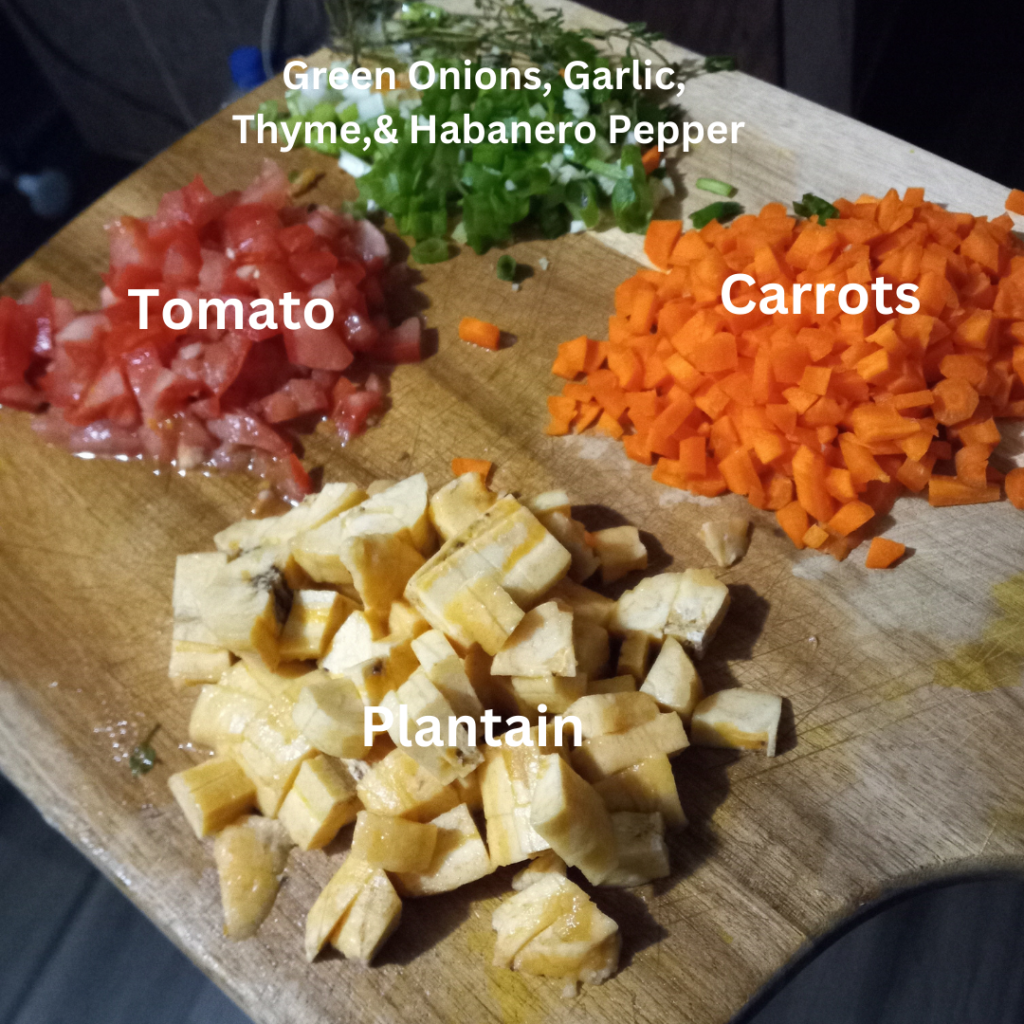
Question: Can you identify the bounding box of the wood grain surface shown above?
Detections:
[3,5,1024,1024]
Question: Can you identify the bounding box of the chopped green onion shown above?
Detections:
[690,201,743,229]
[695,177,736,197]
[411,238,452,264]
[496,255,517,281]
[793,193,840,225]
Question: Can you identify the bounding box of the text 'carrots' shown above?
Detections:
[547,187,1024,564]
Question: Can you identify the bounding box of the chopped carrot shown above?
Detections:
[546,190,1024,567]
[644,220,682,270]
[1006,468,1024,509]
[451,458,492,479]
[928,476,1001,507]
[459,316,500,350]
[641,147,662,175]
[776,501,808,548]
[551,335,590,379]
[827,500,875,537]
[865,537,906,569]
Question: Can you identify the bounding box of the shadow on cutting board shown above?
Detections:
[5,770,1024,1024]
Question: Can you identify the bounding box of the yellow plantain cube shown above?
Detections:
[593,754,687,829]
[640,636,704,723]
[305,854,376,960]
[168,639,232,688]
[563,691,659,740]
[529,754,617,885]
[591,525,647,584]
[291,676,369,759]
[213,815,291,940]
[351,810,438,873]
[617,631,651,682]
[428,471,496,542]
[168,756,256,838]
[330,869,402,964]
[356,748,460,822]
[392,803,494,897]
[278,755,360,850]
[571,711,689,783]
[278,590,358,661]
[600,811,670,888]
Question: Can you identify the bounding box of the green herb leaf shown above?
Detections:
[690,201,743,229]
[793,193,840,225]
[704,55,737,73]
[496,254,518,281]
[129,725,159,777]
[695,177,736,197]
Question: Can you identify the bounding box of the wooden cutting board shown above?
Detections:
[3,4,1024,1023]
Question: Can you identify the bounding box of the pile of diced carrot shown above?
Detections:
[547,188,1024,564]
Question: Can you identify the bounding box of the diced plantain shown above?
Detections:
[305,854,377,961]
[564,691,660,739]
[529,754,617,885]
[571,712,688,783]
[600,811,670,887]
[351,809,438,872]
[593,754,687,829]
[169,640,232,688]
[429,472,496,541]
[698,518,750,568]
[664,569,730,658]
[591,525,647,584]
[279,589,358,661]
[330,869,402,964]
[214,815,291,939]
[617,631,651,681]
[537,511,601,583]
[492,601,577,678]
[168,756,256,838]
[278,754,360,850]
[356,748,460,822]
[214,482,367,555]
[690,688,783,756]
[291,675,370,759]
[547,578,616,629]
[640,637,703,723]
[512,850,567,891]
[392,803,494,897]
[340,532,425,615]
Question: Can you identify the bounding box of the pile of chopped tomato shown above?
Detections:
[0,160,422,501]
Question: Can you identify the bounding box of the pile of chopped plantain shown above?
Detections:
[166,471,783,992]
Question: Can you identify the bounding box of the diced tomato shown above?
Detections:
[350,218,390,269]
[289,249,339,285]
[283,322,354,371]
[222,204,283,263]
[376,316,423,364]
[207,411,291,456]
[238,159,291,211]
[332,387,381,443]
[278,223,317,254]
[259,377,329,423]
[340,311,379,352]
[0,295,35,387]
[69,360,138,427]
[6,162,413,499]
[123,347,200,423]
[107,217,162,271]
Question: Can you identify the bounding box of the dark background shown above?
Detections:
[3,2,1024,1022]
